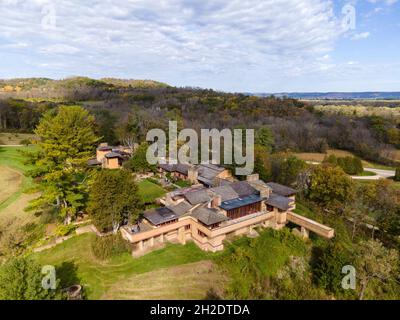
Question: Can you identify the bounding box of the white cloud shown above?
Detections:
[367,0,398,5]
[351,31,371,40]
[1,0,396,91]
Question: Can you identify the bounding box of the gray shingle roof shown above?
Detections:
[210,185,239,201]
[168,201,192,216]
[105,152,123,159]
[197,163,225,181]
[266,182,297,197]
[184,189,211,205]
[87,158,101,166]
[230,181,258,197]
[190,207,228,226]
[97,146,113,151]
[143,207,178,226]
[265,193,292,211]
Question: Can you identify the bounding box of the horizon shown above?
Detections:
[0,1,399,92]
[1,76,400,95]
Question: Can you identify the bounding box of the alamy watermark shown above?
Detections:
[146,121,254,176]
[41,265,57,290]
[341,265,356,290]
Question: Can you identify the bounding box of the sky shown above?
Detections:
[0,0,399,92]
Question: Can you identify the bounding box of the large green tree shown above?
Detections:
[307,165,354,207]
[29,106,100,223]
[0,257,61,300]
[88,169,141,232]
[124,143,156,173]
[255,126,274,152]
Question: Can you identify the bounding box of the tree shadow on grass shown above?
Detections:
[56,261,81,288]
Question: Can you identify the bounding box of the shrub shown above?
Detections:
[55,224,76,237]
[20,138,31,146]
[91,234,130,260]
[394,167,400,182]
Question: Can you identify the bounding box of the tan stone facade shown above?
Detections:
[121,176,335,255]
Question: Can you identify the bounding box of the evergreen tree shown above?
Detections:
[88,169,141,232]
[28,106,100,224]
[0,257,62,300]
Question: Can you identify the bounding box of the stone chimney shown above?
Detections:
[188,166,199,184]
[246,174,259,182]
[211,194,222,208]
[164,193,174,206]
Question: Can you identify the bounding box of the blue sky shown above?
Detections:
[0,0,399,92]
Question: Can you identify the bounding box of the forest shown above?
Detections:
[1,77,400,166]
[0,77,399,300]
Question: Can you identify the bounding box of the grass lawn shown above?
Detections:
[174,179,192,188]
[0,146,37,213]
[0,132,36,145]
[34,233,214,299]
[294,149,396,170]
[137,179,166,204]
[34,228,312,300]
[357,170,377,177]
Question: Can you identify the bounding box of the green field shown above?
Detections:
[357,170,377,177]
[34,227,311,300]
[137,179,166,204]
[0,146,37,213]
[34,233,213,299]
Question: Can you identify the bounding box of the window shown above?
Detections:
[185,224,191,230]
[198,230,207,237]
[227,202,262,219]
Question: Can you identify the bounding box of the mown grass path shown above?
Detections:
[0,146,37,213]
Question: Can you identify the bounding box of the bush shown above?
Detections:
[394,167,400,182]
[55,224,76,237]
[91,234,130,260]
[323,155,363,175]
[20,138,31,146]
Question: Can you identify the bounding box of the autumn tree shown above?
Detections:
[88,169,141,232]
[307,165,354,207]
[29,106,100,224]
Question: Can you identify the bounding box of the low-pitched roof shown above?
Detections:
[159,163,175,172]
[105,152,123,159]
[210,185,239,201]
[219,194,263,211]
[175,163,190,175]
[230,181,258,198]
[97,146,114,151]
[168,201,192,216]
[190,207,228,226]
[87,158,101,166]
[197,164,224,180]
[266,182,297,197]
[184,189,211,205]
[143,207,178,226]
[265,193,292,211]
